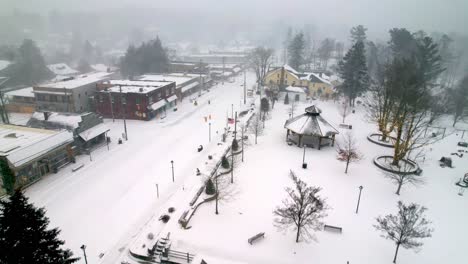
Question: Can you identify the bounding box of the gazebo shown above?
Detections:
[284,105,339,150]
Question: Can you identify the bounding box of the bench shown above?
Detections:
[72,164,84,172]
[324,224,343,233]
[247,232,265,245]
[339,124,352,129]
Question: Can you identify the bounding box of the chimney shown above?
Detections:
[139,87,144,92]
[43,112,50,121]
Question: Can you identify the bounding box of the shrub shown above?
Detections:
[159,214,170,223]
[147,233,154,240]
[221,156,230,169]
[168,207,175,213]
[205,178,216,195]
[232,139,239,151]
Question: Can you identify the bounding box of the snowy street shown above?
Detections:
[24,74,254,263]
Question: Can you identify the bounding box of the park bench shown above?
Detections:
[324,224,343,233]
[247,232,265,245]
[72,164,84,172]
[458,142,468,147]
[339,124,352,129]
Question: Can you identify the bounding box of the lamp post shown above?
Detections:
[209,122,211,142]
[171,160,175,182]
[356,186,363,214]
[80,245,88,264]
[302,144,307,169]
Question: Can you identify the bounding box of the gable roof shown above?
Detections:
[284,105,338,137]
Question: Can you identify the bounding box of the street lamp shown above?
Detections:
[171,160,175,182]
[302,144,308,169]
[356,185,364,214]
[209,122,211,142]
[80,245,88,264]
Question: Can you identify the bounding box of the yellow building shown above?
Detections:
[263,65,334,98]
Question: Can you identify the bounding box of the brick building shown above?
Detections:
[95,80,176,121]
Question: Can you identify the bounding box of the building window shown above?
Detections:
[285,80,288,85]
[78,93,81,98]
[122,95,126,104]
[99,95,103,103]
[85,91,88,96]
[135,96,141,105]
[111,95,115,104]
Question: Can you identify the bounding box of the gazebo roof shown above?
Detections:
[284,105,339,137]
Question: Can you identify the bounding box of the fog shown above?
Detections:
[2,0,467,41]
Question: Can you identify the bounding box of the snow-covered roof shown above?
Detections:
[91,64,109,72]
[181,81,199,93]
[0,60,11,71]
[148,99,166,111]
[283,64,300,75]
[5,87,34,98]
[284,105,338,137]
[38,72,112,90]
[302,72,332,85]
[139,74,196,87]
[106,85,168,94]
[0,124,73,168]
[78,123,109,141]
[30,112,83,129]
[47,63,79,76]
[285,86,306,93]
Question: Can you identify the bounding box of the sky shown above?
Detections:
[1,0,467,34]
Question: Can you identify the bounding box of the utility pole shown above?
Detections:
[0,77,10,124]
[199,59,203,97]
[119,85,128,141]
[231,112,237,184]
[215,174,219,214]
[241,125,244,162]
[80,245,88,264]
[156,183,159,198]
[243,67,246,104]
[109,91,115,122]
[231,104,234,119]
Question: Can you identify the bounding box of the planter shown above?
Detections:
[374,155,421,175]
[367,133,398,148]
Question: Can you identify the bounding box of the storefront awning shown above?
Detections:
[79,123,110,141]
[166,95,178,103]
[149,100,166,111]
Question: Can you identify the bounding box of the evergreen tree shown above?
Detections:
[389,28,418,60]
[120,36,169,78]
[414,33,444,87]
[318,38,335,69]
[284,93,290,104]
[232,139,239,152]
[0,159,15,195]
[288,32,305,70]
[205,178,216,195]
[338,41,369,106]
[0,191,79,264]
[221,156,230,169]
[77,58,92,73]
[350,25,367,43]
[3,39,53,86]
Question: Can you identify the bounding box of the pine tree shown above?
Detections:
[350,25,367,43]
[338,41,369,106]
[205,178,216,195]
[284,93,290,104]
[3,39,53,86]
[232,139,239,151]
[288,32,305,70]
[0,159,15,195]
[0,191,79,264]
[221,156,230,169]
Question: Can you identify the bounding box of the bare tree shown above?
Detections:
[273,170,328,243]
[449,75,468,127]
[336,132,362,173]
[288,98,297,118]
[374,201,433,263]
[249,114,264,144]
[384,151,424,195]
[213,172,238,215]
[249,47,274,86]
[317,38,335,69]
[339,100,351,124]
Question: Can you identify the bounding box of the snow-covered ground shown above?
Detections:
[24,74,253,263]
[118,96,468,263]
[20,71,468,264]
